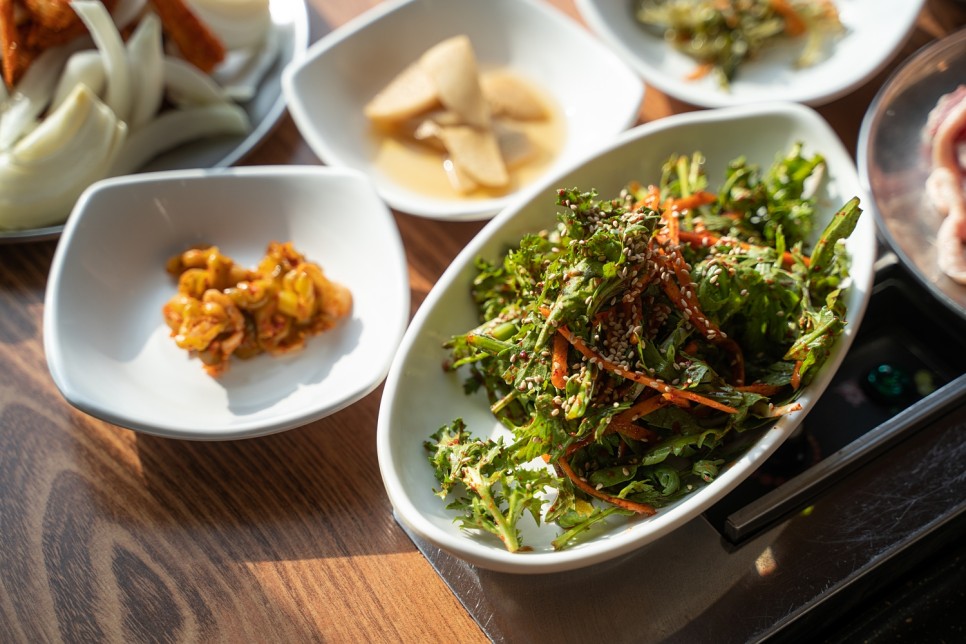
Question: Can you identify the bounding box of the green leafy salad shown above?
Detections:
[426,145,862,552]
[635,0,844,89]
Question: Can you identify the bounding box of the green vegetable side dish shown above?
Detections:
[425,144,863,553]
[635,0,844,89]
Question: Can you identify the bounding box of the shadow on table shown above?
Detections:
[128,383,408,562]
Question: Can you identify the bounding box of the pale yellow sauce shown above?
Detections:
[368,71,566,201]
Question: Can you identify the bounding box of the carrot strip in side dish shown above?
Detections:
[677,229,811,269]
[736,383,785,396]
[620,392,674,421]
[630,183,662,211]
[555,323,739,414]
[148,0,225,72]
[654,251,746,386]
[769,0,807,36]
[550,330,569,389]
[664,190,717,213]
[558,458,657,516]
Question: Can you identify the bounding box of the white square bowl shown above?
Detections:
[44,166,409,440]
[281,0,643,221]
[575,0,925,108]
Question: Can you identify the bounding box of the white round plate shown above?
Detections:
[575,0,924,108]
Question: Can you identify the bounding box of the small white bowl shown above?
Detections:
[44,166,409,440]
[377,103,877,574]
[281,0,643,221]
[575,0,924,108]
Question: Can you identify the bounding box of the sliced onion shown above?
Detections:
[50,51,107,112]
[70,0,133,122]
[0,43,77,150]
[212,25,279,102]
[0,85,126,230]
[126,13,165,128]
[110,103,249,176]
[163,58,229,106]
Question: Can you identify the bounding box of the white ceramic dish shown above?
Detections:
[859,27,966,321]
[377,103,877,574]
[0,0,309,245]
[575,0,924,108]
[281,0,643,221]
[44,166,409,440]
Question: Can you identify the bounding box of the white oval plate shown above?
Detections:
[0,0,309,244]
[282,0,643,221]
[45,166,409,440]
[575,0,924,108]
[377,103,877,574]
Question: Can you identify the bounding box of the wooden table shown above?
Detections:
[1,1,963,641]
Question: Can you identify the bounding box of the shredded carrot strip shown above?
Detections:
[610,418,660,443]
[551,331,569,389]
[631,184,662,212]
[665,191,717,213]
[655,252,746,386]
[558,457,656,516]
[769,0,806,36]
[605,395,668,443]
[619,393,672,422]
[598,393,669,444]
[736,383,785,396]
[663,206,680,246]
[555,323,739,414]
[677,229,809,269]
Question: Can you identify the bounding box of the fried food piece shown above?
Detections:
[0,0,29,87]
[1,0,222,87]
[23,0,82,31]
[1,0,122,86]
[149,0,225,73]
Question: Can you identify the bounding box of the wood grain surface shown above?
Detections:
[1,1,963,642]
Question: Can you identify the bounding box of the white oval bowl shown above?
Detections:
[377,102,877,574]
